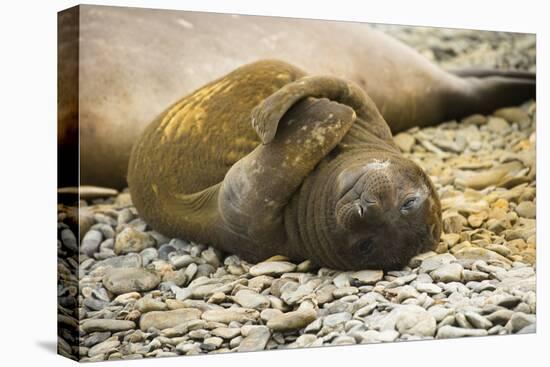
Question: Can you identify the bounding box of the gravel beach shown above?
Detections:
[57,25,536,361]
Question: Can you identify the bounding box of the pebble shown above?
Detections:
[430,263,463,282]
[267,302,317,332]
[517,323,536,334]
[323,312,352,328]
[382,305,437,337]
[233,289,271,310]
[170,254,196,269]
[294,334,318,347]
[461,114,487,126]
[158,244,177,260]
[102,268,160,295]
[408,251,437,268]
[81,230,103,256]
[454,247,511,265]
[249,261,297,276]
[60,228,78,252]
[494,107,529,124]
[135,297,167,313]
[393,132,416,152]
[81,319,136,333]
[88,338,120,357]
[507,312,536,333]
[419,253,456,273]
[486,309,514,325]
[487,117,510,133]
[304,318,323,334]
[82,332,112,348]
[114,227,156,255]
[463,270,489,282]
[516,201,536,218]
[396,285,420,302]
[140,308,202,331]
[354,329,399,344]
[464,312,493,329]
[415,283,442,294]
[237,326,270,352]
[202,336,223,350]
[428,306,453,322]
[436,325,489,338]
[92,253,142,269]
[201,308,260,324]
[260,308,283,322]
[211,327,241,339]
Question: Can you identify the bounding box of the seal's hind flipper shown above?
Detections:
[466,75,536,115]
[448,68,536,81]
[444,69,536,121]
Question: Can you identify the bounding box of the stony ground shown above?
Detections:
[57,26,536,361]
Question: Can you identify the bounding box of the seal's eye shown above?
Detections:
[401,197,417,212]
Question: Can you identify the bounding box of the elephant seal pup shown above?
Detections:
[128,60,442,270]
[60,6,536,189]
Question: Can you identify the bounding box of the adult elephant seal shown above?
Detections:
[128,60,442,270]
[59,6,536,189]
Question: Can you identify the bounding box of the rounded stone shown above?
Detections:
[201,308,260,324]
[211,327,241,339]
[249,261,297,277]
[81,319,136,333]
[516,201,536,218]
[102,267,160,295]
[430,263,463,282]
[114,227,156,255]
[393,132,415,153]
[266,303,317,332]
[237,326,270,352]
[487,117,510,133]
[436,325,488,338]
[233,289,271,310]
[135,297,167,313]
[82,229,103,256]
[139,308,202,331]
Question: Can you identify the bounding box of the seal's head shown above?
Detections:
[328,153,441,270]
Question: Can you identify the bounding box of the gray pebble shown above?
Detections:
[60,228,78,252]
[82,319,136,333]
[102,267,160,295]
[436,325,488,338]
[233,289,271,310]
[431,263,463,282]
[237,326,270,352]
[507,312,536,333]
[82,230,103,256]
[465,312,493,329]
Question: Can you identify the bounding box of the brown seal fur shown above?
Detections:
[128,60,442,270]
[59,5,535,189]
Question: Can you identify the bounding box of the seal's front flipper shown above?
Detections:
[221,98,356,247]
[251,75,391,144]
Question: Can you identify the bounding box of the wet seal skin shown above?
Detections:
[59,7,535,189]
[128,60,442,270]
